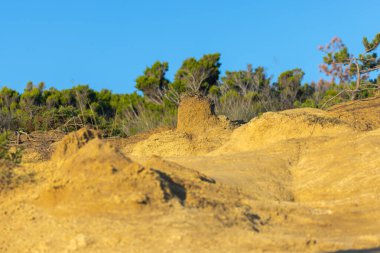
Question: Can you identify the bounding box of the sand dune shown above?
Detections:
[1,96,380,252]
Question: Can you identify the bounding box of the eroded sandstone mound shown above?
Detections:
[51,128,101,160]
[327,96,380,130]
[177,95,232,136]
[37,129,261,230]
[2,98,380,253]
[212,108,355,155]
[132,95,234,157]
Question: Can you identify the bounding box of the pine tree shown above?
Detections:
[319,33,380,99]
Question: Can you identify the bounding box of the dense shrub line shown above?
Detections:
[1,32,379,135]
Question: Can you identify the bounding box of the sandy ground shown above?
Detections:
[1,96,380,253]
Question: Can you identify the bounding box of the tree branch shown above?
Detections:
[360,65,380,74]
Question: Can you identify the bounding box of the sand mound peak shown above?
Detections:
[40,138,187,211]
[38,139,260,230]
[39,138,174,212]
[131,96,234,157]
[51,128,101,160]
[327,96,380,130]
[177,95,232,136]
[212,108,355,154]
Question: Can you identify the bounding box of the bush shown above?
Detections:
[0,132,22,163]
[0,132,24,192]
[118,103,177,136]
[215,95,262,122]
[0,163,14,192]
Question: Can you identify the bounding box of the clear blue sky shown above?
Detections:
[0,0,379,93]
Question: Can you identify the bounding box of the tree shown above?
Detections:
[71,85,97,127]
[277,68,304,109]
[222,64,258,95]
[43,88,62,109]
[21,82,44,105]
[94,89,113,117]
[0,87,19,129]
[221,65,271,96]
[214,65,272,121]
[319,33,380,99]
[135,61,170,105]
[10,82,44,131]
[173,53,221,95]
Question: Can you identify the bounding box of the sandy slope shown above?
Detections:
[1,96,380,253]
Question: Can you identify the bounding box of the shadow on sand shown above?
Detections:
[329,247,380,253]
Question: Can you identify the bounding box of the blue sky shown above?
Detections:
[0,0,379,93]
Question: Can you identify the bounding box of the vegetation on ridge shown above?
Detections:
[0,33,379,137]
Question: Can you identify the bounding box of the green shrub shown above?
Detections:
[0,132,32,192]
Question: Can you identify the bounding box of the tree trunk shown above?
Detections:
[351,60,361,100]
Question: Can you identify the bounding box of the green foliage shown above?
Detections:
[2,47,379,135]
[323,47,350,65]
[0,87,19,129]
[363,33,380,53]
[173,53,221,95]
[294,98,316,108]
[0,131,31,192]
[0,132,22,164]
[0,132,8,160]
[320,33,380,99]
[222,65,269,94]
[135,61,170,105]
[214,65,274,121]
[277,68,304,109]
[94,89,113,116]
[120,103,177,136]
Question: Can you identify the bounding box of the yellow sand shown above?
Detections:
[1,96,380,252]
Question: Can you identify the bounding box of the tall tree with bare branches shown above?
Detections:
[135,61,170,105]
[173,53,221,95]
[319,33,380,99]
